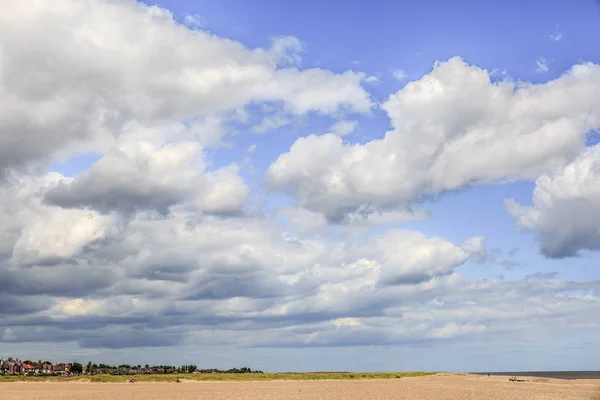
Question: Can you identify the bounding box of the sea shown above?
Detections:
[474,371,600,380]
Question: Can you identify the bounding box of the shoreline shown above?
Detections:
[472,371,600,380]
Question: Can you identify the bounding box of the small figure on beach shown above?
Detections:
[176,378,181,383]
[130,378,135,384]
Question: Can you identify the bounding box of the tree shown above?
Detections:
[71,363,83,374]
[86,361,92,373]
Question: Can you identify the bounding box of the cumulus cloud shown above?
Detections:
[44,141,204,214]
[270,36,304,66]
[279,205,428,236]
[278,207,328,234]
[41,138,249,216]
[2,194,600,351]
[391,68,407,81]
[267,57,600,218]
[12,209,117,266]
[507,144,600,258]
[329,120,358,136]
[0,183,492,349]
[0,0,372,177]
[0,173,119,266]
[195,164,249,215]
[183,14,204,28]
[364,75,380,86]
[343,207,429,226]
[251,114,290,133]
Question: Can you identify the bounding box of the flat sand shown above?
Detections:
[2,374,600,399]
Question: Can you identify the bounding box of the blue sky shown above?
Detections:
[2,0,600,372]
[153,0,600,282]
[165,0,600,77]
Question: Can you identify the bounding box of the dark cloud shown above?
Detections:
[0,294,50,316]
[379,271,443,286]
[0,265,116,297]
[78,330,184,349]
[183,275,288,301]
[44,177,184,215]
[507,147,600,259]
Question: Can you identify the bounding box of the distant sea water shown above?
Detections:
[474,371,600,380]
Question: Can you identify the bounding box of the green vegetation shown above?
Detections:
[0,371,435,382]
[70,362,83,374]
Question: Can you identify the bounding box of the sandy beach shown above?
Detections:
[2,374,599,400]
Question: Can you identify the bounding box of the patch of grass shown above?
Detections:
[0,372,436,383]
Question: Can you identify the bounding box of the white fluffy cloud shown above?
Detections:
[12,208,116,266]
[267,57,600,218]
[0,174,119,266]
[195,164,249,215]
[41,138,250,216]
[0,0,372,176]
[329,120,359,136]
[507,144,600,258]
[44,140,204,214]
[391,68,407,81]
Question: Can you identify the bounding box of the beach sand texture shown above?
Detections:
[1,374,599,400]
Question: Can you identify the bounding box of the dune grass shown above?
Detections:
[0,371,435,383]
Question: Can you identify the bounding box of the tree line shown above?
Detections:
[84,362,262,375]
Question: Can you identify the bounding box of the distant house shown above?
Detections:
[53,363,71,374]
[1,357,22,374]
[21,363,35,374]
[42,363,54,374]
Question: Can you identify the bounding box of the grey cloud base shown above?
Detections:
[507,144,600,258]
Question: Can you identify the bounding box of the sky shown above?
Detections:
[1,0,600,372]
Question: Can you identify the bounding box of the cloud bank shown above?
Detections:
[1,0,600,369]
